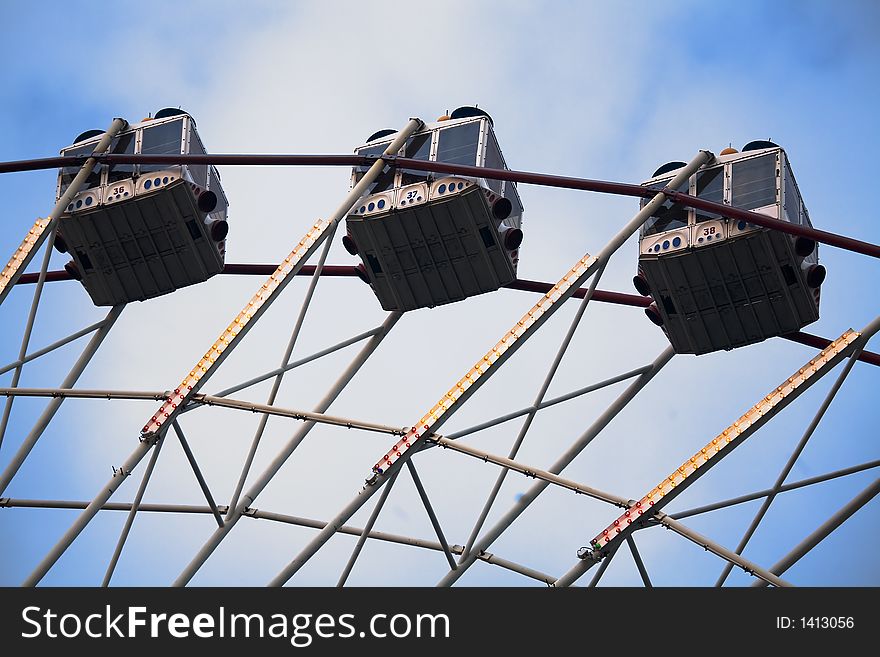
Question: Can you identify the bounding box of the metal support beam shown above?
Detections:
[437,346,674,587]
[216,266,659,312]
[507,278,649,308]
[0,220,59,451]
[715,347,863,586]
[172,311,401,586]
[0,497,557,585]
[337,472,398,588]
[467,551,555,585]
[0,304,124,495]
[1,498,225,514]
[0,153,365,174]
[102,435,165,587]
[0,388,168,401]
[0,387,405,437]
[784,331,880,369]
[226,223,337,518]
[212,325,383,398]
[429,434,629,507]
[171,421,223,527]
[406,460,457,570]
[14,266,880,369]
[388,157,880,259]
[669,459,880,520]
[0,316,114,376]
[191,394,405,436]
[626,536,652,587]
[751,477,880,587]
[245,508,556,584]
[446,365,652,440]
[247,509,558,585]
[11,259,880,371]
[7,148,878,259]
[657,514,791,587]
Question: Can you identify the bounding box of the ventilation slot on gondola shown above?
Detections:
[77,251,93,271]
[479,226,496,248]
[186,219,202,241]
[367,254,382,274]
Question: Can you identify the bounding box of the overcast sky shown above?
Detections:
[1,0,878,587]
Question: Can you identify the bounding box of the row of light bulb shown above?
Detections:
[0,218,50,299]
[591,328,861,550]
[141,218,330,435]
[372,254,599,475]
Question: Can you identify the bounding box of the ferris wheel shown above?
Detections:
[1,107,878,588]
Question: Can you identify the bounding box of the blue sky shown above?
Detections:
[0,0,878,587]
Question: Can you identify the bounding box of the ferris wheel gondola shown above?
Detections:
[54,109,229,306]
[343,107,523,312]
[634,142,823,355]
